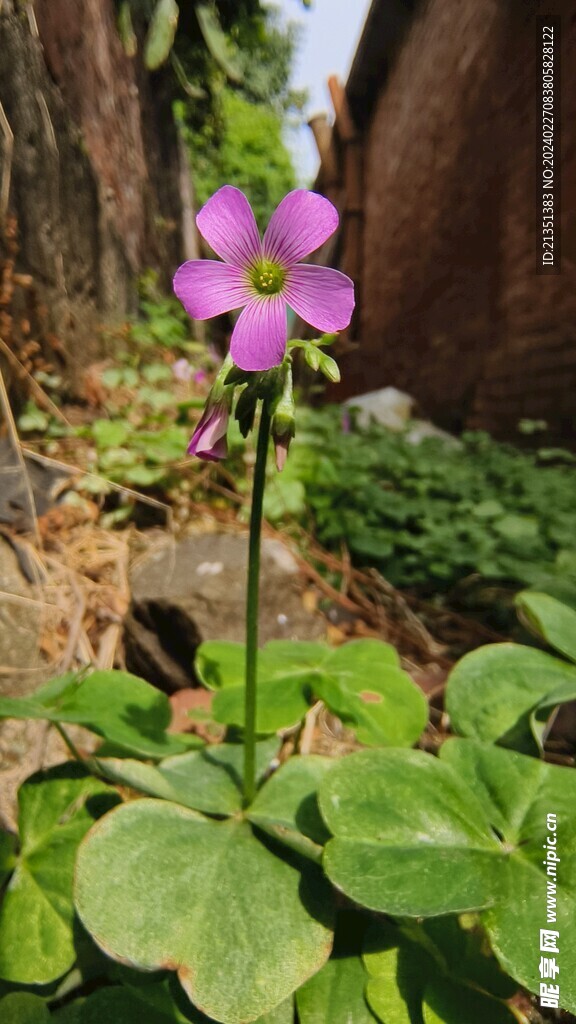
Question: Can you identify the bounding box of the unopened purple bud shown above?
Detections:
[187,398,229,462]
[274,435,291,472]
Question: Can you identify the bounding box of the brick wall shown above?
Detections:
[334,0,576,442]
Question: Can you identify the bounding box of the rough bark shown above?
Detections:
[0,0,186,381]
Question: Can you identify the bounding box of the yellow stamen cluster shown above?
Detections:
[259,270,275,289]
[249,259,285,296]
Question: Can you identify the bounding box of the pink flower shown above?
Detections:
[173,187,355,372]
[172,358,193,383]
[187,397,229,461]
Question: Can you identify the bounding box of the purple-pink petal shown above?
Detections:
[284,264,355,332]
[187,401,229,460]
[196,186,262,268]
[173,260,252,320]
[194,434,227,462]
[262,190,339,266]
[230,296,287,372]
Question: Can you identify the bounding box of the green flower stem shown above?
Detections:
[54,723,109,784]
[53,721,84,764]
[243,401,271,806]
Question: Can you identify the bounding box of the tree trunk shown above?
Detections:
[0,0,187,386]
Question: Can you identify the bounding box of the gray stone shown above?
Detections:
[344,387,414,430]
[343,388,459,447]
[124,532,325,692]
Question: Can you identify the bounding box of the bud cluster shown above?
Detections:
[186,335,341,470]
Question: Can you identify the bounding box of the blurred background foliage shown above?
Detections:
[116,0,306,226]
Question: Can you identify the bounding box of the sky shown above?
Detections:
[272,0,374,183]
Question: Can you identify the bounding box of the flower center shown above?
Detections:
[249,259,286,296]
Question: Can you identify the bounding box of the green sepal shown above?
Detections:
[235,385,259,438]
[270,361,296,441]
[224,365,254,387]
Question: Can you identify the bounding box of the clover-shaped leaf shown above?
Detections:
[445,643,576,752]
[213,673,311,733]
[516,590,576,663]
[363,918,517,1024]
[50,978,292,1023]
[208,641,327,733]
[318,742,576,1011]
[75,800,334,1023]
[297,951,377,1023]
[319,748,505,917]
[196,641,328,691]
[247,755,333,862]
[296,911,378,1023]
[440,739,576,1012]
[206,639,427,747]
[0,993,51,1023]
[0,765,118,985]
[313,641,427,747]
[97,738,279,817]
[0,670,188,759]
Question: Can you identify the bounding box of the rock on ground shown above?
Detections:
[124,531,325,692]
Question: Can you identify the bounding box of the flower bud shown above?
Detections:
[187,396,230,461]
[318,352,341,383]
[304,345,321,371]
[186,354,235,461]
